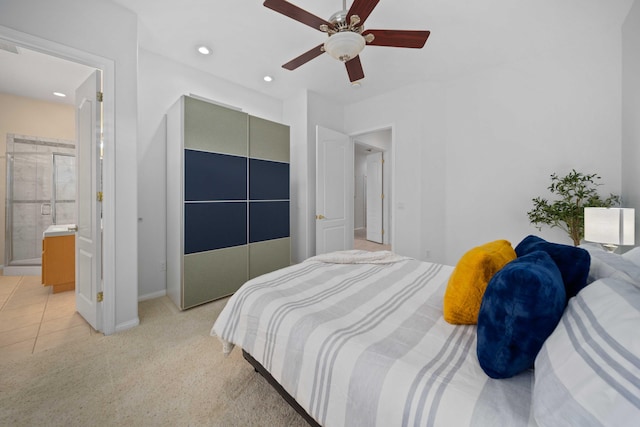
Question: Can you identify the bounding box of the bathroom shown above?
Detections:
[4,134,76,276]
[0,42,93,278]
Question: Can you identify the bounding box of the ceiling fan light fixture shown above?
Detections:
[324,31,365,62]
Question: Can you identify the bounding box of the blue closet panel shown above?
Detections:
[249,201,290,243]
[249,158,290,201]
[184,150,247,201]
[185,202,247,254]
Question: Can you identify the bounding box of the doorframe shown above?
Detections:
[0,25,116,335]
[349,125,395,248]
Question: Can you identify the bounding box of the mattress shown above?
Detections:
[211,255,535,427]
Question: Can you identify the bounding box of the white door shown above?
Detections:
[316,126,354,255]
[366,152,383,243]
[75,71,102,331]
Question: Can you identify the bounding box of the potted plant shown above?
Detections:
[527,169,620,246]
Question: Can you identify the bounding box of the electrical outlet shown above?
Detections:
[425,250,431,259]
[160,262,166,271]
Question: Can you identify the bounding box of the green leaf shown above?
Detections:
[527,170,620,246]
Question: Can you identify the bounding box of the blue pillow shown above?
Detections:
[515,235,590,301]
[477,251,566,379]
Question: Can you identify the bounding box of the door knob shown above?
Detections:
[316,214,326,220]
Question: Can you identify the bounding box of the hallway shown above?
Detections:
[353,228,391,252]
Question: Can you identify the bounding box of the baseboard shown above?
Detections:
[115,317,140,333]
[3,266,42,276]
[138,289,167,302]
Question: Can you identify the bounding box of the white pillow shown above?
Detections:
[533,278,640,426]
[622,246,640,267]
[579,244,640,287]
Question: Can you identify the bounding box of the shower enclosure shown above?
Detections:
[4,134,76,270]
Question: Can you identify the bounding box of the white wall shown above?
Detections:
[622,0,640,245]
[137,49,284,300]
[443,28,622,263]
[283,91,344,262]
[0,0,139,332]
[345,23,623,266]
[345,83,436,261]
[283,91,308,263]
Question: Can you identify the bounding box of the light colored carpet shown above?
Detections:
[0,296,309,427]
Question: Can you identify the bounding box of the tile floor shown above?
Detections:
[0,274,96,362]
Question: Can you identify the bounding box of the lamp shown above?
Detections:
[584,207,635,252]
[323,31,365,62]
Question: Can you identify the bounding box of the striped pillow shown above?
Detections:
[533,278,640,426]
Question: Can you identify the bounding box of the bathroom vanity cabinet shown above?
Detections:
[42,225,76,293]
[166,95,291,309]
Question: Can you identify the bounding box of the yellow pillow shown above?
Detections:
[443,239,516,325]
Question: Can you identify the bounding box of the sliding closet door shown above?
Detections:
[167,96,290,310]
[248,116,291,279]
[182,97,249,308]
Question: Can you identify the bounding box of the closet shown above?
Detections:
[166,95,290,309]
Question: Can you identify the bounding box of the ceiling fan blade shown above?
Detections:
[282,44,325,70]
[363,30,430,48]
[345,56,365,82]
[264,0,332,32]
[347,0,380,25]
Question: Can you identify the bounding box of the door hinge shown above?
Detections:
[97,191,103,202]
[97,91,103,102]
[382,229,385,235]
[97,291,104,302]
[381,193,384,199]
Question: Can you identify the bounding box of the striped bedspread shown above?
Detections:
[212,256,535,427]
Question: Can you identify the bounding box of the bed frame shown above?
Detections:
[242,350,321,427]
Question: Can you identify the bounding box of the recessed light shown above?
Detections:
[197,46,211,55]
[53,92,66,97]
[263,75,273,82]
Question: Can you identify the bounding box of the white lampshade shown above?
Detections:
[584,207,635,247]
[323,32,365,62]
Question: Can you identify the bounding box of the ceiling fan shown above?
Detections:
[263,0,430,83]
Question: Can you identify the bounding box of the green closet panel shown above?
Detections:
[183,246,249,309]
[249,115,290,162]
[184,96,248,156]
[249,238,291,280]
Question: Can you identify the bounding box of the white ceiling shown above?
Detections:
[0,0,634,106]
[0,44,95,105]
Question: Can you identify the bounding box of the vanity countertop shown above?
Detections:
[43,224,76,238]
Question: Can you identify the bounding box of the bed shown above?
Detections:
[211,242,640,427]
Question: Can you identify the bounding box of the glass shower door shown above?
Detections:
[52,153,76,225]
[6,152,50,265]
[5,152,76,266]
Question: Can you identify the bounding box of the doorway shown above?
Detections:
[0,36,105,357]
[314,125,393,255]
[353,128,392,251]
